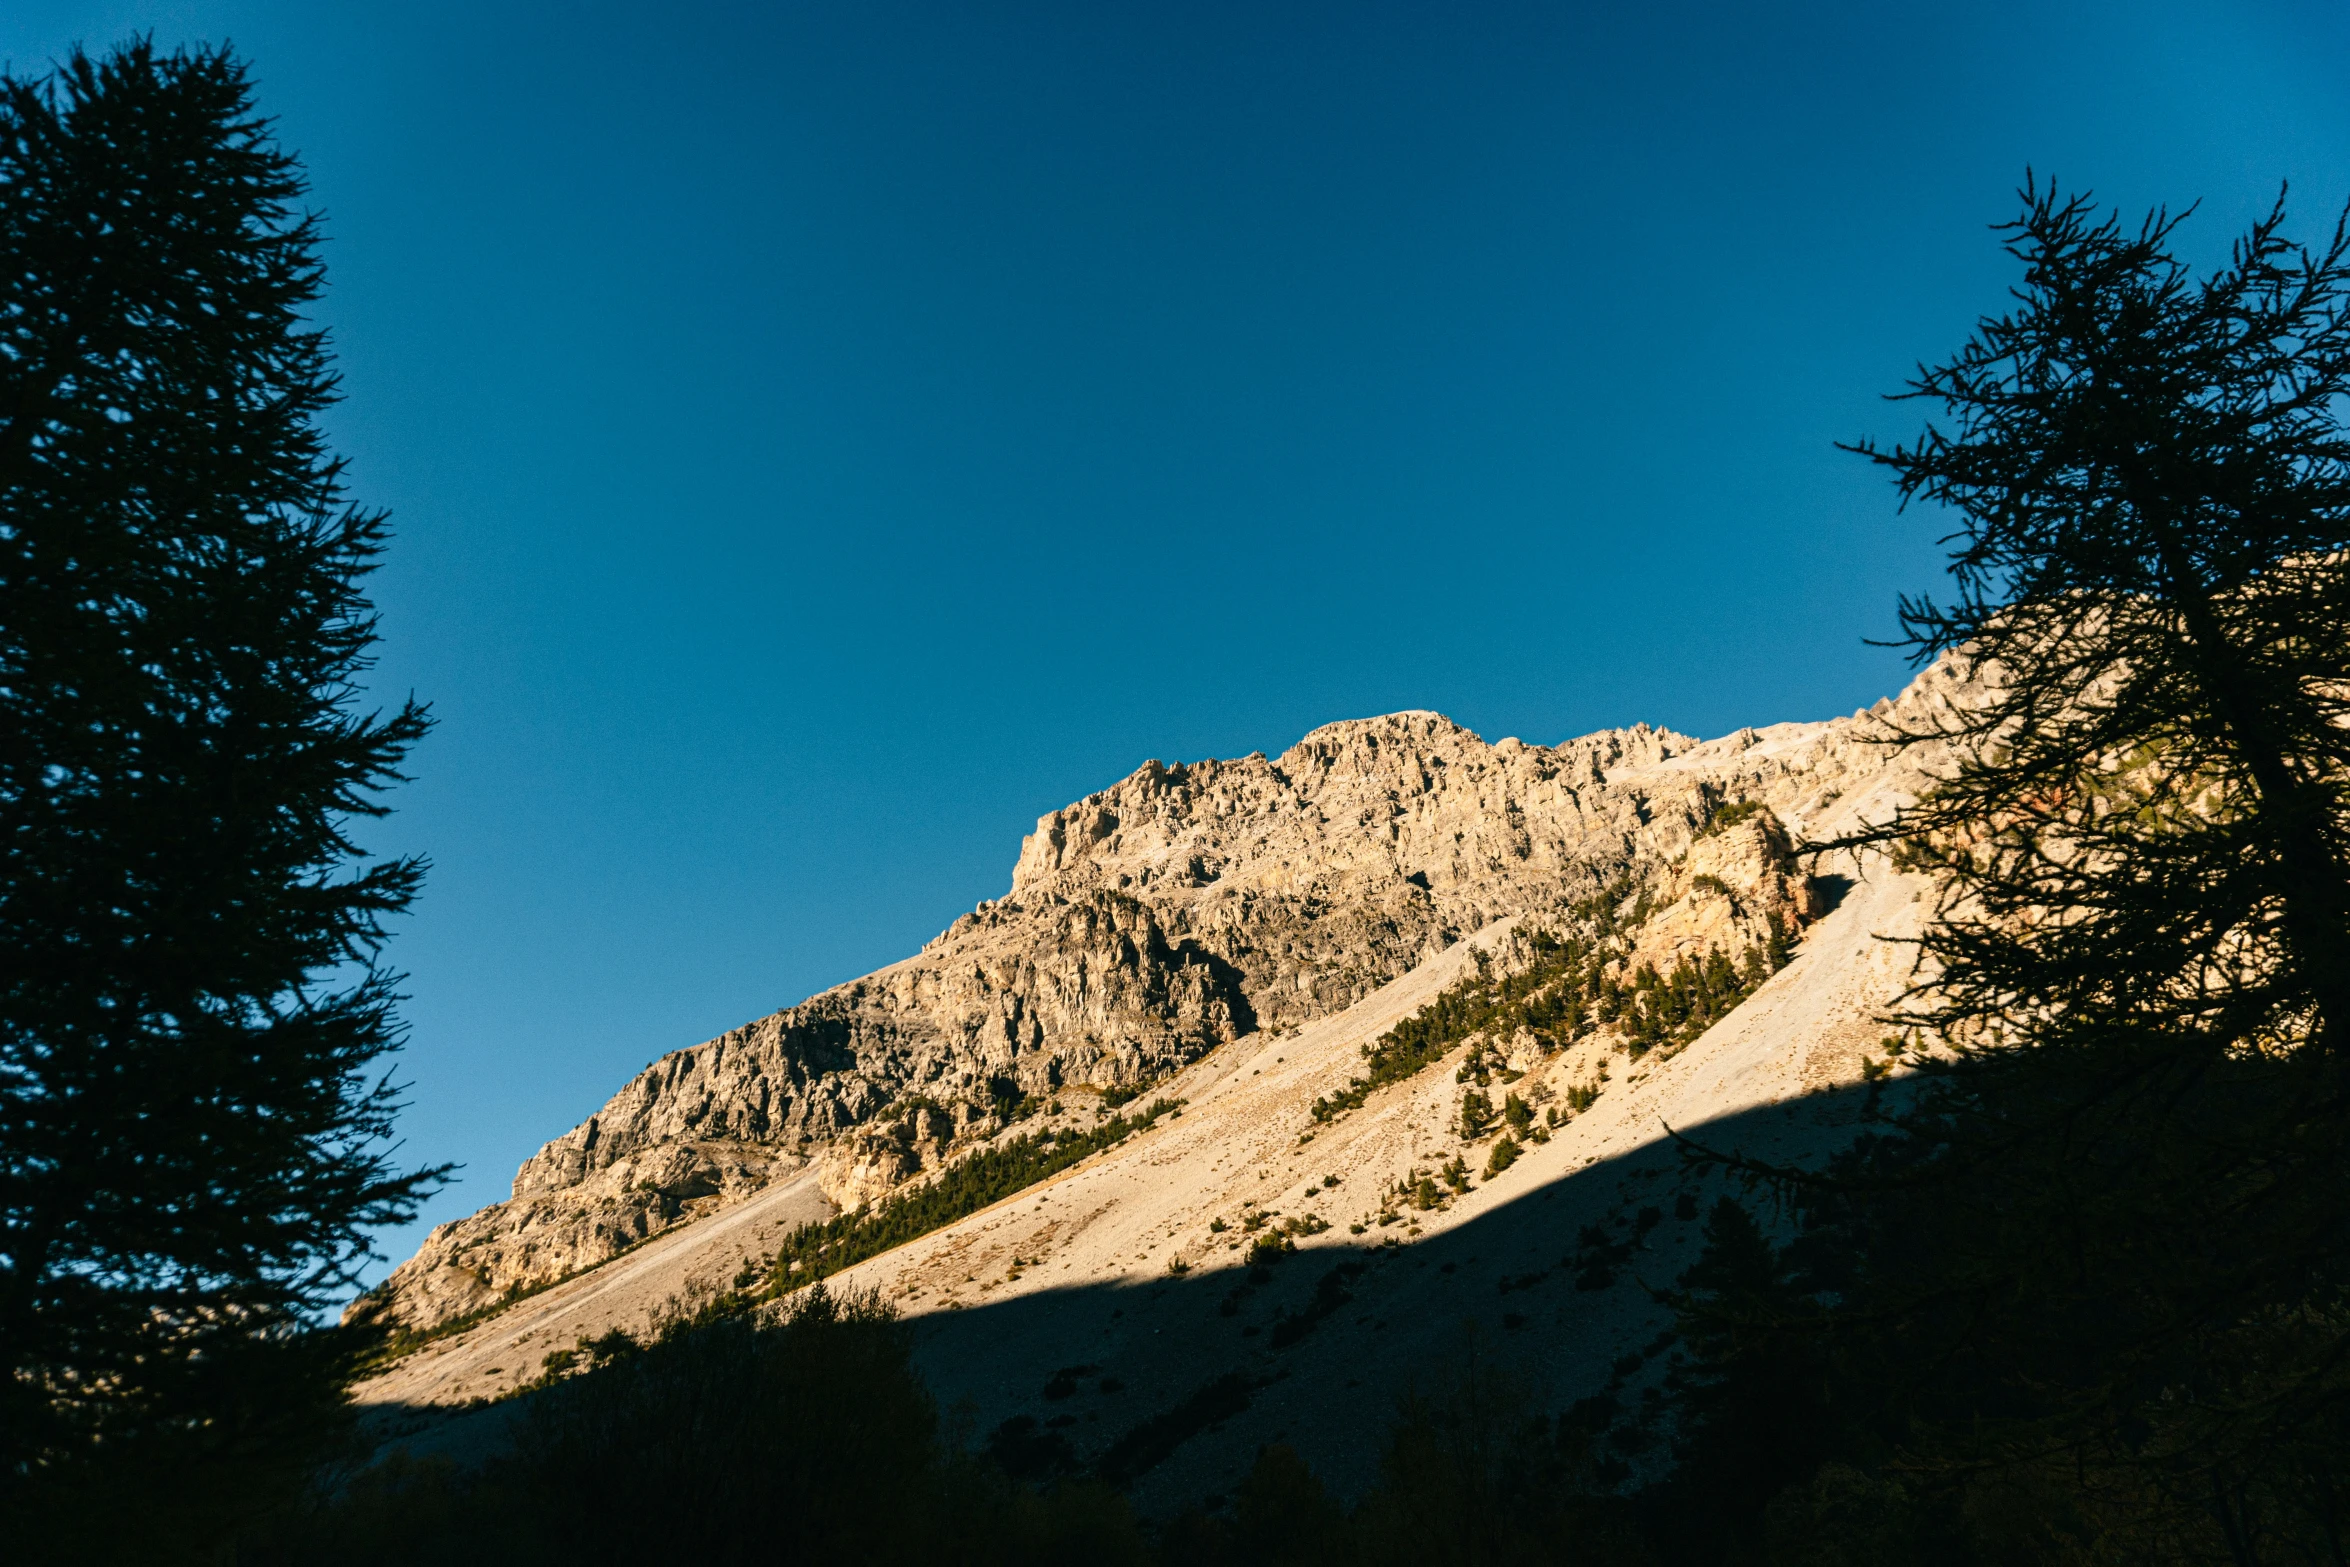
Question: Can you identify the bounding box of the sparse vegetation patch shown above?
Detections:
[1312,877,1797,1124]
[766,1098,1184,1291]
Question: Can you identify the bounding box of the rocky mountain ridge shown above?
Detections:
[368,676,1969,1335]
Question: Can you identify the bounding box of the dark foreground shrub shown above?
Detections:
[238,1286,1148,1567]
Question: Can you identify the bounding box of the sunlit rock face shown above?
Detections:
[363,674,1977,1335]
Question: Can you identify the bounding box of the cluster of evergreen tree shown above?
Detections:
[1316,920,1626,1127]
[1314,894,1793,1127]
[1602,919,1793,1058]
[1695,798,1768,838]
[763,1097,1185,1291]
[239,1285,1157,1567]
[1312,927,1608,1123]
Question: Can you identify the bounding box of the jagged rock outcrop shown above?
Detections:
[1621,811,1822,973]
[367,673,1980,1334]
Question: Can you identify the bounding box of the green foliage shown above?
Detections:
[767,1099,1184,1292]
[1312,872,1796,1123]
[989,1077,1038,1121]
[1611,922,1790,1058]
[1458,1088,1496,1139]
[884,1092,945,1121]
[515,1323,643,1397]
[1698,798,1767,838]
[1313,926,1608,1122]
[1502,1093,1533,1136]
[1482,1136,1520,1179]
[354,1238,660,1373]
[0,41,439,1550]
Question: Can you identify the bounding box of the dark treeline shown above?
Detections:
[237,1284,1658,1567]
[242,1288,1151,1567]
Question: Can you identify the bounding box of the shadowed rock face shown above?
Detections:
[366,682,1970,1335]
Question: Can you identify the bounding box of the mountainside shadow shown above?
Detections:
[357,1080,1881,1514]
[890,1078,1877,1511]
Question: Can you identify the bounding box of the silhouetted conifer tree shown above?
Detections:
[1845,176,2350,1080]
[1670,182,2350,1563]
[0,39,436,1549]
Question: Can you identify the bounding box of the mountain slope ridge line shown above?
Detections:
[357,666,1975,1465]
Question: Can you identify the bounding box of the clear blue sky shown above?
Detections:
[9,2,2349,1286]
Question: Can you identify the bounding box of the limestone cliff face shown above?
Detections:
[371,891,1254,1332]
[368,675,1975,1334]
[985,715,1690,1023]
